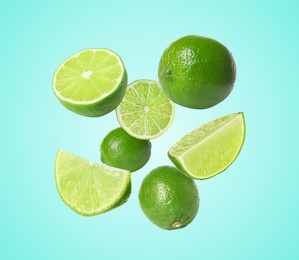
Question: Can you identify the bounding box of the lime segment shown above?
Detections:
[55,149,131,216]
[116,80,175,140]
[168,112,245,179]
[53,48,127,117]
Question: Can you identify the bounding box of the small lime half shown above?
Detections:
[55,149,131,216]
[116,80,175,140]
[53,48,127,117]
[168,112,245,180]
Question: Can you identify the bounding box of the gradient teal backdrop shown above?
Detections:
[1,0,298,259]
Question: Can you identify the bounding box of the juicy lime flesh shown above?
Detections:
[54,49,123,103]
[100,127,151,172]
[139,166,199,230]
[55,149,131,216]
[116,80,175,139]
[158,35,236,109]
[169,113,245,179]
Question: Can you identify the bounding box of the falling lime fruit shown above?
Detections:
[53,48,127,117]
[139,166,199,230]
[55,149,131,216]
[158,35,236,109]
[168,112,245,180]
[116,80,175,140]
[100,127,151,172]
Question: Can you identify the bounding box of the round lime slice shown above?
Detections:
[116,80,175,140]
[55,149,131,216]
[53,48,127,117]
[168,112,246,179]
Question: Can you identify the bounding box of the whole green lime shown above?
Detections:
[158,35,236,109]
[139,166,199,230]
[100,127,151,172]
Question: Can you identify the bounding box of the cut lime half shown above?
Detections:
[116,80,175,140]
[53,48,127,117]
[55,149,131,216]
[168,112,245,180]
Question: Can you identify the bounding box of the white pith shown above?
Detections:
[81,70,93,79]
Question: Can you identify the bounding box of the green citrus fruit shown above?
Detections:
[100,127,151,172]
[138,166,199,230]
[168,112,245,180]
[53,48,127,117]
[116,80,175,140]
[158,35,236,109]
[55,149,131,216]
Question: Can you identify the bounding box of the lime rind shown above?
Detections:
[116,80,176,140]
[168,112,246,180]
[55,149,131,216]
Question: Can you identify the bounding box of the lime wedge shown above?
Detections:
[168,112,245,180]
[53,48,127,117]
[55,149,131,216]
[116,80,175,140]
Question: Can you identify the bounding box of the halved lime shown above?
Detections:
[168,112,245,180]
[55,149,131,216]
[53,48,127,117]
[116,80,175,140]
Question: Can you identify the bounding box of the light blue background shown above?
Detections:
[1,0,298,259]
